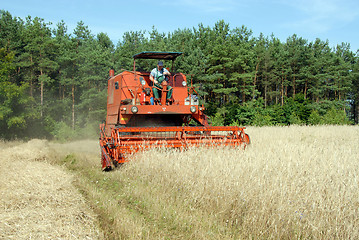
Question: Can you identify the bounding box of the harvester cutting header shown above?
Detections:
[99,51,250,170]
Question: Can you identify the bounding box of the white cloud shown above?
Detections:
[280,0,359,33]
[291,0,357,21]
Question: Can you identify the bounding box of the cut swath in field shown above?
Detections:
[0,140,102,239]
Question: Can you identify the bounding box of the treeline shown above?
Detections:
[1,10,359,140]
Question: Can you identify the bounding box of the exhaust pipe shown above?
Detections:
[109,69,115,77]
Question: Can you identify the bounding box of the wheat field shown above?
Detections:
[1,125,358,239]
[117,125,359,239]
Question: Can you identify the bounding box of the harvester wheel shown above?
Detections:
[243,133,251,145]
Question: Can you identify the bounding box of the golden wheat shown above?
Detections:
[120,125,359,239]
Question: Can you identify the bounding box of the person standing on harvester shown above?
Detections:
[149,61,173,105]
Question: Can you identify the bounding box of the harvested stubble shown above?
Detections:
[0,139,102,239]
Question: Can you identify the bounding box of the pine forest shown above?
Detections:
[1,10,359,140]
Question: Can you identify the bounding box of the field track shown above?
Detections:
[0,139,102,239]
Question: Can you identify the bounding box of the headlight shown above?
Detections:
[141,79,146,85]
[131,106,138,113]
[190,106,197,113]
[182,81,187,87]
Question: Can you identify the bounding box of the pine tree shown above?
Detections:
[18,16,58,117]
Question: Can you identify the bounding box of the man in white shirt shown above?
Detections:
[149,61,173,105]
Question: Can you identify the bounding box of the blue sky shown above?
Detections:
[2,0,359,51]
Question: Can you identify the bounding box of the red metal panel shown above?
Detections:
[114,126,245,132]
[108,78,115,104]
[107,115,118,125]
[121,105,197,115]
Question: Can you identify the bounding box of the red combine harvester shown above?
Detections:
[99,52,250,170]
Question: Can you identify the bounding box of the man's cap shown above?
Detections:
[158,61,163,66]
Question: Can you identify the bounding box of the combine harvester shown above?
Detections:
[99,52,250,170]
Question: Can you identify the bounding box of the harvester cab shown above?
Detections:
[99,51,250,170]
